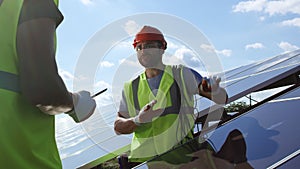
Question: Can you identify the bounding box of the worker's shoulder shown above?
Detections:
[170,64,194,74]
[169,64,186,70]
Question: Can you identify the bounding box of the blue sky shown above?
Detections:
[55,0,300,106]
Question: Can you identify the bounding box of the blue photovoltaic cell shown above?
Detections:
[225,50,299,81]
[197,49,300,115]
[203,86,300,168]
[136,86,300,169]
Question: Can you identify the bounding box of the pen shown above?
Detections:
[92,88,108,98]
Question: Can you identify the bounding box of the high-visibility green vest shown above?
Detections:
[124,65,195,162]
[0,1,62,168]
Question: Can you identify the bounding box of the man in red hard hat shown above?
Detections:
[114,25,228,167]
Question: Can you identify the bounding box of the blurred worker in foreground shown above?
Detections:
[0,0,96,168]
[114,25,228,168]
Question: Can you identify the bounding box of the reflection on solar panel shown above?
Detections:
[56,104,132,169]
[136,86,300,169]
[197,49,300,116]
[56,49,300,168]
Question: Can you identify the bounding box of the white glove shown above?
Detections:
[66,90,96,123]
[133,100,163,125]
[200,76,221,93]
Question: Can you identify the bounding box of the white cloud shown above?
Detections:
[233,0,267,13]
[118,58,126,65]
[162,46,199,66]
[166,41,180,50]
[200,44,232,57]
[94,93,112,106]
[123,20,141,36]
[216,49,232,57]
[163,54,186,67]
[200,44,215,53]
[171,47,206,68]
[174,47,192,60]
[259,16,266,21]
[80,0,93,6]
[94,80,110,89]
[281,18,300,27]
[245,43,265,50]
[100,61,114,68]
[118,58,140,68]
[265,0,300,15]
[58,69,74,81]
[278,41,299,52]
[233,0,300,15]
[116,41,132,48]
[93,80,112,106]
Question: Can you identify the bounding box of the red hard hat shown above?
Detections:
[133,26,167,50]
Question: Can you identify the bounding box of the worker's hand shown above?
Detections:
[133,100,163,125]
[66,90,96,123]
[200,76,221,94]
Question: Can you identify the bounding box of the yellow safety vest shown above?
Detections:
[124,65,195,162]
[0,0,62,168]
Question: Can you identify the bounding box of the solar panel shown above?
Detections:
[56,104,132,169]
[197,49,300,116]
[136,86,300,169]
[208,87,300,168]
[223,49,299,81]
[56,49,300,168]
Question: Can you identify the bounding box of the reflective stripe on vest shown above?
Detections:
[131,67,181,116]
[126,65,194,117]
[0,0,21,92]
[0,71,20,93]
[0,0,58,93]
[124,65,195,161]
